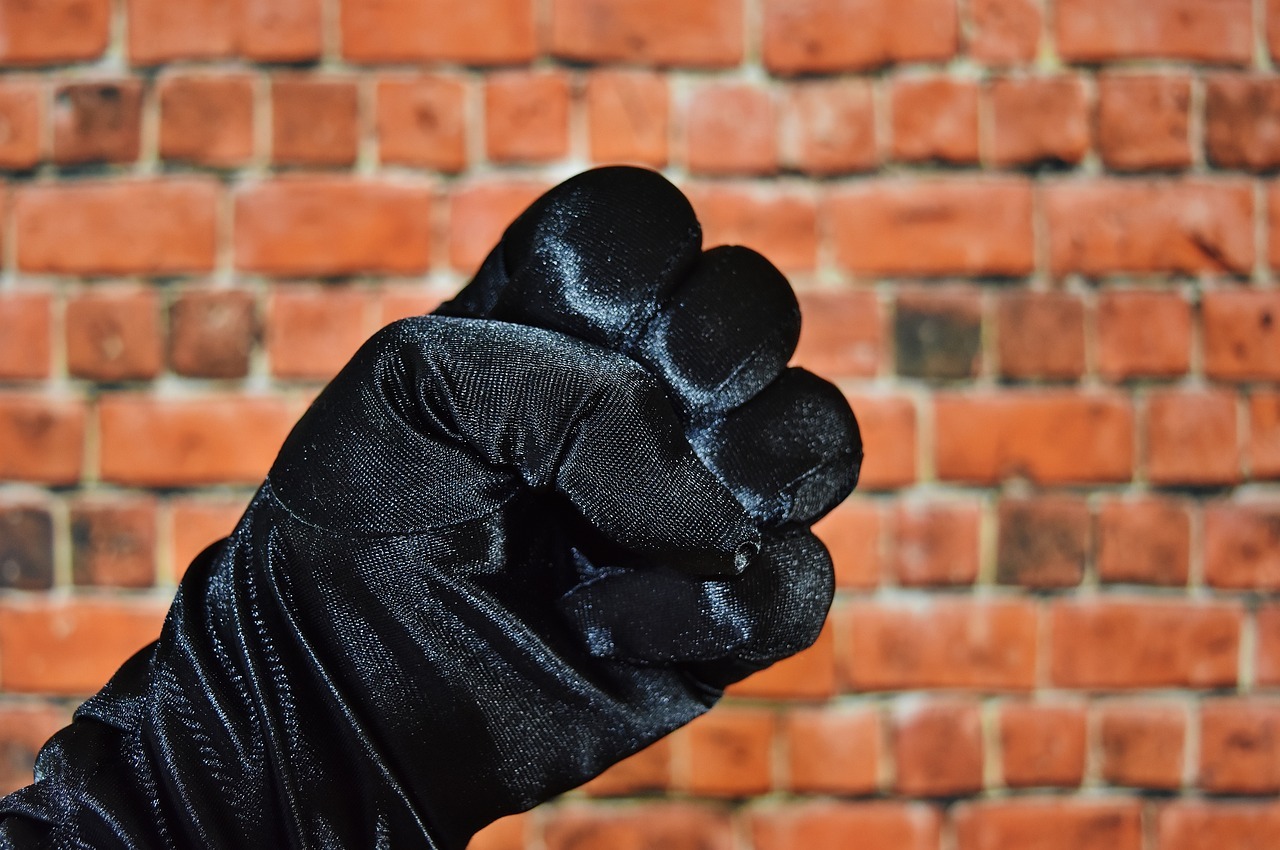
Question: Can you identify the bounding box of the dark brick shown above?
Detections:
[70,500,156,589]
[52,81,143,165]
[895,287,982,380]
[169,290,257,379]
[0,507,54,590]
[998,496,1089,588]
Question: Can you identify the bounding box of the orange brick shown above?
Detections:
[377,285,444,325]
[1200,700,1280,794]
[687,185,816,273]
[1206,75,1280,171]
[793,291,882,379]
[829,179,1034,277]
[1055,0,1252,64]
[376,76,466,171]
[1049,600,1240,689]
[0,291,51,380]
[65,287,164,381]
[16,179,219,275]
[52,80,143,165]
[581,739,670,797]
[686,84,777,177]
[544,804,731,850]
[167,497,245,582]
[934,391,1134,485]
[98,395,304,486]
[239,0,322,62]
[1259,604,1280,686]
[889,500,980,587]
[1204,502,1280,590]
[0,0,111,65]
[1203,289,1280,382]
[890,77,978,165]
[763,0,957,73]
[893,700,982,797]
[470,814,528,850]
[272,77,359,167]
[159,74,255,167]
[812,500,881,590]
[967,0,1040,64]
[1159,802,1280,850]
[235,178,431,276]
[0,395,86,485]
[1045,180,1253,276]
[1099,701,1186,790]
[0,80,43,169]
[753,802,941,850]
[1252,392,1280,479]
[728,623,838,701]
[955,800,1142,850]
[1096,289,1192,380]
[996,291,1085,380]
[999,702,1086,788]
[842,599,1038,691]
[997,495,1088,589]
[780,79,877,175]
[843,395,915,490]
[677,708,775,798]
[342,0,536,65]
[1097,74,1192,171]
[267,286,374,381]
[1097,497,1191,586]
[1145,389,1240,487]
[447,180,549,273]
[549,0,742,67]
[990,76,1088,167]
[127,0,233,63]
[585,70,668,168]
[69,497,157,588]
[484,71,570,165]
[786,707,880,795]
[0,704,71,794]
[0,599,168,695]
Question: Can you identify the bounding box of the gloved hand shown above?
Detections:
[0,167,860,849]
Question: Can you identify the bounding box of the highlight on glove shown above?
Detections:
[0,166,862,850]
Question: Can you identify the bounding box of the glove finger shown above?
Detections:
[559,533,833,666]
[438,166,702,350]
[632,246,800,422]
[692,368,862,528]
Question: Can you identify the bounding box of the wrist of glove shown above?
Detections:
[0,167,861,850]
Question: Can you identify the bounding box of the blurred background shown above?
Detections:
[1,0,1279,847]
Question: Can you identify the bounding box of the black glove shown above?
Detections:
[0,167,860,849]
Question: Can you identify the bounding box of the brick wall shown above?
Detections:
[1,0,1279,848]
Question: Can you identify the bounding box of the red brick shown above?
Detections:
[1096,290,1192,380]
[793,291,882,380]
[1097,75,1191,171]
[1055,0,1252,64]
[169,288,258,379]
[544,804,731,850]
[763,0,957,73]
[890,77,978,165]
[236,178,431,276]
[1200,700,1280,794]
[1049,600,1240,689]
[0,80,43,169]
[341,0,536,65]
[550,0,742,67]
[1145,389,1240,487]
[893,699,982,797]
[996,291,1085,380]
[676,707,775,797]
[1045,181,1253,276]
[1206,76,1280,171]
[813,500,881,589]
[1097,497,1191,586]
[686,85,777,177]
[1259,604,1280,686]
[0,291,51,380]
[842,599,1038,691]
[0,503,54,590]
[447,180,549,273]
[585,70,668,168]
[581,739,670,797]
[1252,392,1280,479]
[98,395,304,486]
[0,704,70,794]
[1273,0,1280,61]
[780,79,877,175]
[829,179,1034,277]
[935,391,1134,485]
[842,394,915,490]
[786,707,880,795]
[1204,289,1280,382]
[0,600,168,695]
[890,500,980,587]
[127,0,232,63]
[0,395,85,485]
[268,287,374,381]
[752,802,941,850]
[470,814,528,850]
[377,76,467,172]
[1159,802,1280,850]
[954,800,1142,850]
[376,286,443,325]
[238,0,322,62]
[1204,502,1280,590]
[65,287,163,382]
[167,497,244,582]
[16,180,219,275]
[0,0,111,65]
[272,77,358,167]
[997,495,1088,589]
[52,80,143,165]
[687,185,816,273]
[727,622,837,701]
[999,703,1086,788]
[967,0,1040,64]
[894,286,982,380]
[484,71,570,165]
[159,74,255,168]
[70,497,157,588]
[1099,701,1185,790]
[990,76,1088,167]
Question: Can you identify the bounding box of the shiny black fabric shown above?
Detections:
[0,167,861,850]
